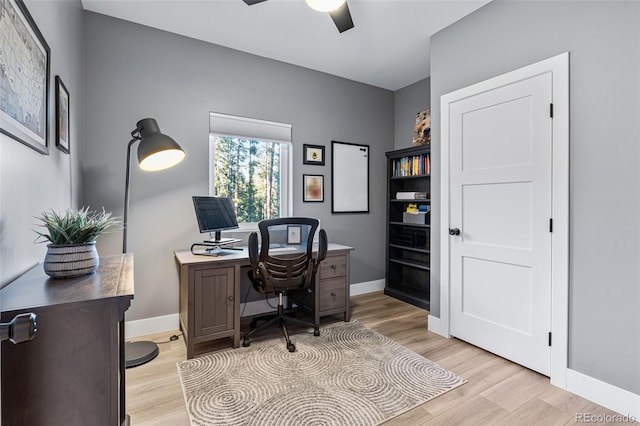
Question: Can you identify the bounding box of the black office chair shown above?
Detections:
[243,217,327,352]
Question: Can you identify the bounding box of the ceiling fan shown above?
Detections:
[241,0,355,33]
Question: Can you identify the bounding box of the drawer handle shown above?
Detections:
[228,296,234,302]
[331,292,336,297]
[331,265,337,270]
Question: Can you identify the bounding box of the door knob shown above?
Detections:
[449,228,461,236]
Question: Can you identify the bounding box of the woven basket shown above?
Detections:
[44,242,99,279]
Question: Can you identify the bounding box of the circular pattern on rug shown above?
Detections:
[326,323,396,352]
[320,360,415,414]
[246,385,386,426]
[189,384,253,425]
[188,377,284,426]
[178,350,236,389]
[240,338,340,382]
[384,349,463,399]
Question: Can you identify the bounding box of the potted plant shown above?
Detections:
[34,207,120,278]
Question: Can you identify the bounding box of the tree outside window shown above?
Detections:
[212,135,287,223]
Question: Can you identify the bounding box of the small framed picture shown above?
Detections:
[55,76,70,154]
[303,174,324,202]
[287,225,302,245]
[303,144,325,166]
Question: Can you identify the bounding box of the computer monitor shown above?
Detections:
[192,196,239,243]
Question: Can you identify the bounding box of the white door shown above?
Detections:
[447,70,553,375]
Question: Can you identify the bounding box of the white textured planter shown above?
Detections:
[44,242,100,279]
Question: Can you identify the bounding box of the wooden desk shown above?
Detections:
[1,254,134,426]
[174,244,353,359]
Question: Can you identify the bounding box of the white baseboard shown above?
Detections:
[566,369,639,420]
[350,279,385,296]
[427,314,449,337]
[125,313,179,339]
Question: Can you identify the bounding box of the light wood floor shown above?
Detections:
[126,291,628,425]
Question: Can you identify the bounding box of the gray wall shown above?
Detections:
[393,78,430,150]
[0,0,84,285]
[82,12,394,322]
[430,1,639,394]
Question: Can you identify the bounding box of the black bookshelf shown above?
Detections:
[385,146,430,310]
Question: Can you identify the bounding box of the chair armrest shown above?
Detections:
[317,229,328,263]
[248,232,259,272]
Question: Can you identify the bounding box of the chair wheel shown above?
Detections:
[242,335,251,347]
[313,326,320,337]
[287,343,295,352]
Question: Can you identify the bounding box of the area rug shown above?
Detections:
[177,321,465,425]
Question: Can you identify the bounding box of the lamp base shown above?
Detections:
[125,341,159,368]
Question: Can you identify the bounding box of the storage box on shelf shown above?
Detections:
[402,211,428,224]
[385,146,431,310]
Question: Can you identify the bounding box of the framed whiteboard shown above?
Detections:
[331,141,369,213]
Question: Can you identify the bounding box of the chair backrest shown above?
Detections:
[248,217,327,293]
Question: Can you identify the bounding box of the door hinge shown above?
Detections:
[549,218,553,233]
[550,103,554,118]
[548,332,552,347]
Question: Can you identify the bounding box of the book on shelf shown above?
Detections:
[391,153,430,177]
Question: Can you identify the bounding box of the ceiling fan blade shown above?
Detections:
[242,0,268,5]
[329,1,354,33]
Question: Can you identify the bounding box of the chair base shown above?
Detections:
[243,293,319,352]
[248,306,297,329]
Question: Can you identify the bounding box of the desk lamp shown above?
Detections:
[124,118,185,368]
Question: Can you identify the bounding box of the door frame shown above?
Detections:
[433,52,569,388]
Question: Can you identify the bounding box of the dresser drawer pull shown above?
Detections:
[331,265,337,270]
[331,292,336,297]
[228,296,234,302]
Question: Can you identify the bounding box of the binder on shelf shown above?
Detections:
[396,192,427,200]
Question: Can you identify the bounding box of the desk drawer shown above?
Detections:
[319,277,347,311]
[320,253,347,279]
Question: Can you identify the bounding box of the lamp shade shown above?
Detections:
[135,118,185,171]
[305,0,345,12]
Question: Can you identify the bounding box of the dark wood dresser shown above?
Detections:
[1,254,134,426]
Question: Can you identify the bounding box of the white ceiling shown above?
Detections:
[81,0,490,91]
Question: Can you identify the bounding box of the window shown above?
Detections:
[211,135,291,222]
[209,113,292,226]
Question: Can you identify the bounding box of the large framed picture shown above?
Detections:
[0,0,50,154]
[303,174,324,202]
[55,76,70,154]
[303,144,325,166]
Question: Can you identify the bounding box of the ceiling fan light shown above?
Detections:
[305,0,345,12]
